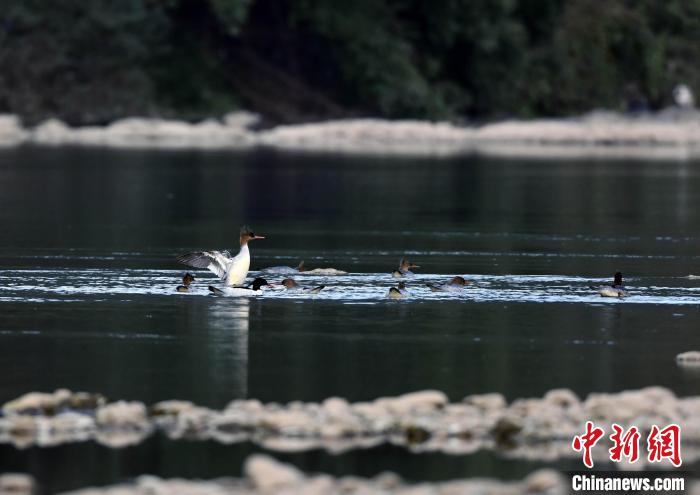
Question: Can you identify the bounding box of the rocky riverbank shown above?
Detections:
[1,110,700,158]
[2,386,699,468]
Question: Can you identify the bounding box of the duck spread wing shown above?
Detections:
[177,251,230,279]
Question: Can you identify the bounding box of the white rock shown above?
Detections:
[151,400,197,416]
[31,118,73,144]
[223,111,261,129]
[463,393,507,411]
[95,430,150,449]
[300,476,335,495]
[224,399,264,413]
[244,454,303,491]
[673,84,695,108]
[385,390,448,414]
[374,471,403,489]
[169,407,215,439]
[96,401,147,428]
[543,389,580,408]
[42,412,95,442]
[0,114,27,146]
[261,410,315,434]
[0,473,34,494]
[524,469,565,493]
[3,389,71,415]
[321,397,350,418]
[677,351,700,366]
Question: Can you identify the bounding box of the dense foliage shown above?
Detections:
[0,0,698,124]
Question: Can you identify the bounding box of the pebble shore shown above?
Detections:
[1,110,699,158]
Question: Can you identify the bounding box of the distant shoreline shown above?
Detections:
[1,109,699,160]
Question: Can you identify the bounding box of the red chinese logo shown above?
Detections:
[572,421,605,468]
[573,422,682,468]
[609,423,640,463]
[647,424,682,467]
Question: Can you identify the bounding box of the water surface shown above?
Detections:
[1,146,700,491]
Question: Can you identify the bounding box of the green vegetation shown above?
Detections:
[0,0,698,125]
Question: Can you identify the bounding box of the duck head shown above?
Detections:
[240,225,265,245]
[249,277,272,291]
[613,271,623,287]
[281,278,299,289]
[450,276,470,286]
[182,273,195,286]
[399,257,420,272]
[297,261,305,272]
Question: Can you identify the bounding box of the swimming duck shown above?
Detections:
[427,276,471,292]
[593,272,627,298]
[208,277,272,296]
[388,287,403,299]
[281,278,325,294]
[388,282,409,299]
[391,257,420,278]
[178,226,264,287]
[176,273,195,292]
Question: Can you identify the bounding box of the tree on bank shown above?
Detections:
[0,0,698,125]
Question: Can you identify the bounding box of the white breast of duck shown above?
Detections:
[226,244,250,286]
[209,277,271,296]
[596,272,627,298]
[217,285,263,296]
[599,287,626,298]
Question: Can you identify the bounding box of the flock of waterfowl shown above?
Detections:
[174,226,629,300]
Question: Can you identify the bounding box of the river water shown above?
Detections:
[1,146,699,491]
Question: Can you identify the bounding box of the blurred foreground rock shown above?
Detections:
[2,387,700,467]
[55,454,567,495]
[0,115,28,146]
[0,474,34,495]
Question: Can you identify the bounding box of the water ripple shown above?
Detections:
[0,268,699,305]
